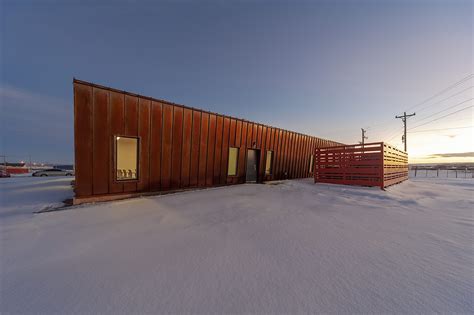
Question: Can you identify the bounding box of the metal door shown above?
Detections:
[246,149,259,183]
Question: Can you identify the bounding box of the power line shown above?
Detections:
[385,126,405,143]
[404,74,473,112]
[409,106,473,130]
[408,126,473,133]
[368,80,473,140]
[410,98,473,125]
[415,86,473,114]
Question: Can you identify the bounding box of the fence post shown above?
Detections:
[437,168,439,177]
[380,143,385,189]
[414,166,417,177]
[456,170,458,178]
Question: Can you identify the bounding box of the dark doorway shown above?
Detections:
[246,149,259,183]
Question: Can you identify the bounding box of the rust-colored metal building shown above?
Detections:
[73,79,341,204]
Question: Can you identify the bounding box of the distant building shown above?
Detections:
[73,79,341,204]
[0,162,29,175]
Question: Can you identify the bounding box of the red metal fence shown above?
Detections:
[314,142,408,188]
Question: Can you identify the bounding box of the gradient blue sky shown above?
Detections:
[1,0,472,164]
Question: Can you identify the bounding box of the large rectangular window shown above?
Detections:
[265,151,273,175]
[116,136,139,181]
[309,154,314,173]
[227,147,239,176]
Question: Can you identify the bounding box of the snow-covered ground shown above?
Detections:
[1,176,473,314]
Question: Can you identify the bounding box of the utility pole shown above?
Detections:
[360,128,368,145]
[395,111,416,152]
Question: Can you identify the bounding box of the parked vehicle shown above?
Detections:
[32,169,74,177]
[0,169,11,178]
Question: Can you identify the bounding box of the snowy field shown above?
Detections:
[1,176,473,314]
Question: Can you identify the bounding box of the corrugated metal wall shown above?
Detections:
[74,79,341,198]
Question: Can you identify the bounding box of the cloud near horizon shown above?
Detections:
[425,152,474,159]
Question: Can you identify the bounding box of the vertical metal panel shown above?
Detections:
[246,121,253,149]
[92,88,109,195]
[303,136,310,177]
[265,127,271,150]
[229,119,237,146]
[268,128,275,179]
[295,134,301,178]
[220,117,230,184]
[234,120,243,184]
[299,135,306,178]
[289,133,295,178]
[289,133,296,178]
[235,120,242,147]
[291,134,298,178]
[275,129,283,178]
[213,116,223,184]
[270,128,276,150]
[274,129,282,178]
[237,121,248,183]
[295,134,301,177]
[297,134,304,178]
[161,104,173,190]
[206,114,216,186]
[279,131,286,178]
[301,135,307,177]
[189,110,201,187]
[252,123,258,147]
[256,124,263,147]
[181,108,192,188]
[74,83,93,197]
[149,101,162,191]
[123,95,138,192]
[198,112,209,187]
[137,98,151,192]
[300,136,305,176]
[259,126,267,180]
[296,135,302,178]
[283,131,290,178]
[278,129,284,177]
[109,91,124,194]
[280,129,287,178]
[171,106,183,189]
[124,95,138,135]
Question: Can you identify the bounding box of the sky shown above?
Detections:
[1,0,473,164]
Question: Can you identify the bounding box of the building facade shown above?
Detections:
[73,79,341,204]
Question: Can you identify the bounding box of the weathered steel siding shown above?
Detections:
[74,79,342,198]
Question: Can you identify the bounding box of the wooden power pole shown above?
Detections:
[361,128,368,145]
[395,112,416,152]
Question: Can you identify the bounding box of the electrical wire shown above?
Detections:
[408,126,473,133]
[404,74,473,112]
[410,98,473,125]
[409,105,473,130]
[415,86,473,114]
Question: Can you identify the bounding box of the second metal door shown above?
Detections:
[246,149,259,183]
